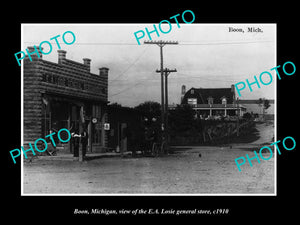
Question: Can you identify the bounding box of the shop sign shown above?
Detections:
[104,123,110,130]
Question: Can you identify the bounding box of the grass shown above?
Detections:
[227,126,260,144]
[170,123,261,147]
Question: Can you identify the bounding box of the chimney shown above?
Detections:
[83,58,91,72]
[26,46,43,60]
[231,84,236,103]
[231,84,235,93]
[99,67,109,77]
[57,50,67,64]
[181,85,186,103]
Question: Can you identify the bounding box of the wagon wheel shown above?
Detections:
[44,142,57,156]
[160,141,167,156]
[151,143,159,157]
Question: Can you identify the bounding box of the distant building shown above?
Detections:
[180,85,246,118]
[238,99,275,115]
[107,105,143,153]
[238,99,275,121]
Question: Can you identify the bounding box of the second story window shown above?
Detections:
[222,97,227,105]
[187,98,197,105]
[207,96,214,105]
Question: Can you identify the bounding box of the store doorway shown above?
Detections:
[118,123,127,153]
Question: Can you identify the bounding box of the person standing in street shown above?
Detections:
[71,125,80,159]
[81,124,88,158]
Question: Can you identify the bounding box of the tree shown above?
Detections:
[169,104,195,133]
[262,99,271,121]
[109,102,122,108]
[258,98,263,115]
[134,101,161,122]
[264,99,271,110]
[257,98,271,121]
[243,112,252,119]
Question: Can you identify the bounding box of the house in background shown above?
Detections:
[180,84,246,118]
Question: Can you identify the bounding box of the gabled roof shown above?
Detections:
[182,87,235,104]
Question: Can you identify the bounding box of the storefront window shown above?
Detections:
[42,98,51,137]
[207,96,214,105]
[92,105,102,145]
[92,105,101,118]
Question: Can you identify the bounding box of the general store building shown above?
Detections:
[23,47,109,153]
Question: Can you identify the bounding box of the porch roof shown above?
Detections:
[186,103,246,109]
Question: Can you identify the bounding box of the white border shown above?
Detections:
[21,23,277,196]
[21,24,24,195]
[274,23,277,196]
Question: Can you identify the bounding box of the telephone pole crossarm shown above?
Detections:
[144,40,178,45]
[156,68,177,74]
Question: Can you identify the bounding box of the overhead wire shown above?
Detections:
[24,40,273,46]
[109,73,238,97]
[23,40,274,97]
[109,45,150,83]
[109,82,144,97]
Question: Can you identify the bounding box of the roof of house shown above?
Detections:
[182,87,235,105]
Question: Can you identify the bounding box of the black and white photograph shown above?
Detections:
[21,23,276,195]
[4,3,300,221]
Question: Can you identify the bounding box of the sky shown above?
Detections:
[22,23,276,109]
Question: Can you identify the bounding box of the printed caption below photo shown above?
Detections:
[74,208,229,216]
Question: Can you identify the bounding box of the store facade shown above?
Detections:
[23,47,109,153]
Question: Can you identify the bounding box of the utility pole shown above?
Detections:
[156,68,177,152]
[236,97,240,137]
[144,40,178,144]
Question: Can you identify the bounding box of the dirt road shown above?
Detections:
[251,122,274,145]
[23,145,274,194]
